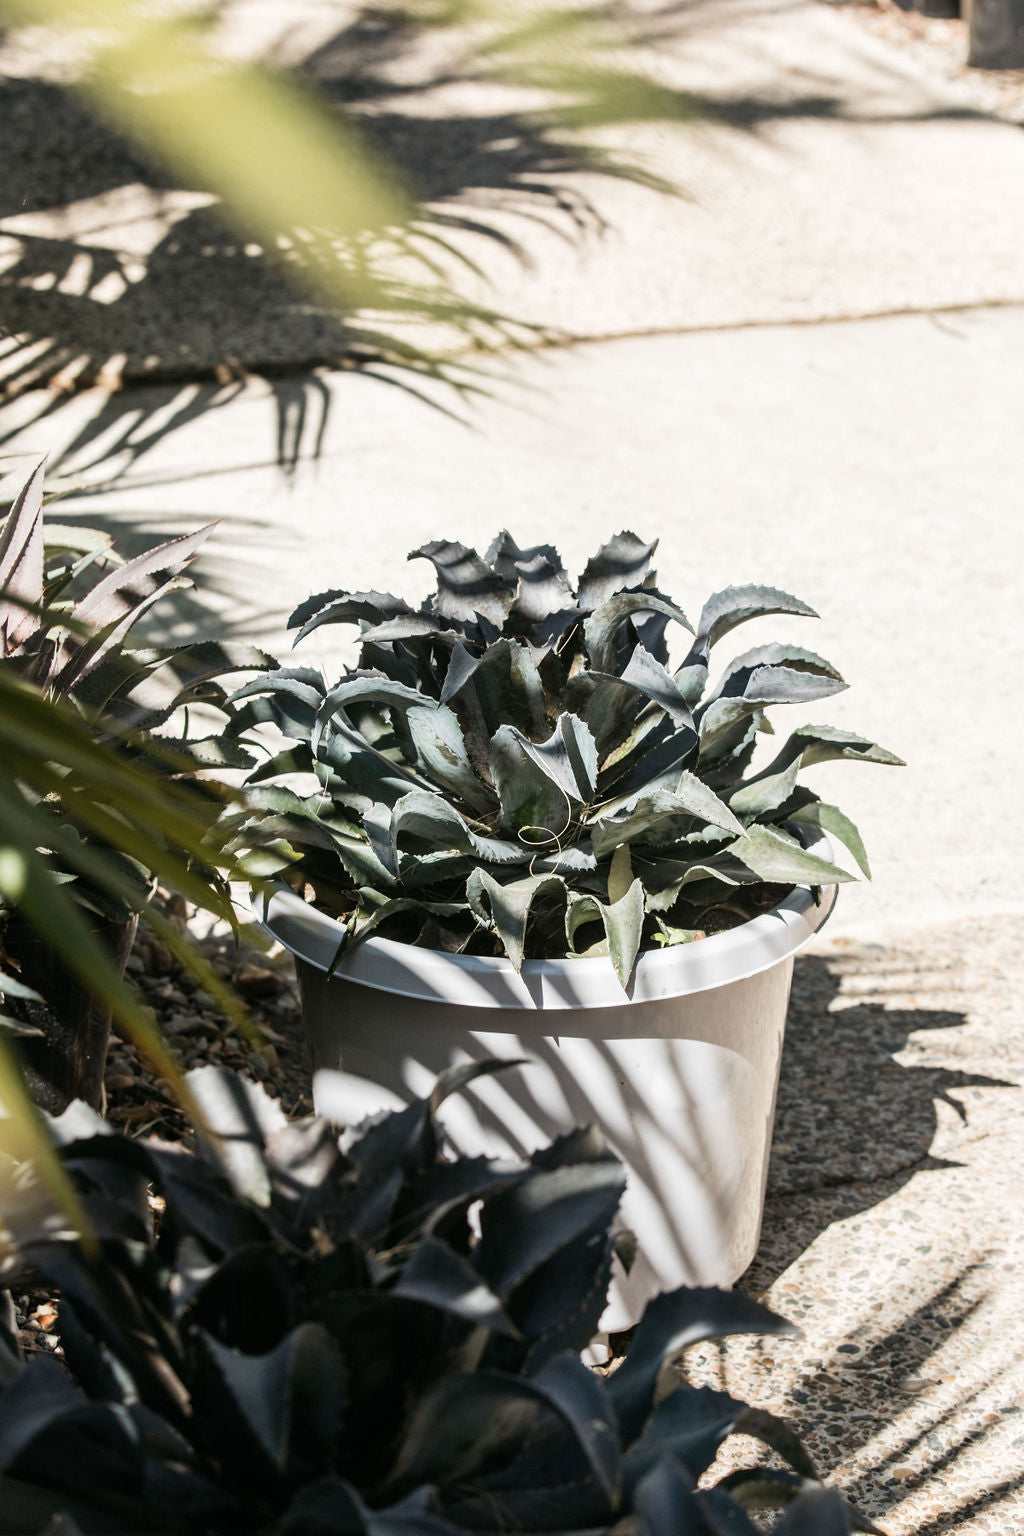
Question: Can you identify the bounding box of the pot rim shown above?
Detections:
[248,831,839,1011]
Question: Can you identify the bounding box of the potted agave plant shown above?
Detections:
[229,533,901,1322]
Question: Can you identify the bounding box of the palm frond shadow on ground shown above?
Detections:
[716,952,1021,1532]
[693,1264,1024,1532]
[748,955,1010,1286]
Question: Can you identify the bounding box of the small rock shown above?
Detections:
[236,964,285,1001]
[104,1072,136,1093]
[191,990,216,1013]
[165,1013,206,1035]
[125,954,146,977]
[147,939,174,975]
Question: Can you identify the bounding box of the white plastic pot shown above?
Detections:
[253,849,837,1329]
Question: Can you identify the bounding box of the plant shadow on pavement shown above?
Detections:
[725,952,1022,1532]
[0,0,997,486]
[748,953,1011,1290]
[0,0,677,475]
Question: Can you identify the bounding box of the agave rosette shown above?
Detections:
[0,1063,880,1535]
[230,533,901,984]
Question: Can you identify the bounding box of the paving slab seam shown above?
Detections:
[9,299,1024,403]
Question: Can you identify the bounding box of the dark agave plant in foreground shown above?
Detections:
[0,1063,880,1535]
[228,533,901,983]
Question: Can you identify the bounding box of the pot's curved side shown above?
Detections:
[252,851,840,1328]
[301,952,796,1330]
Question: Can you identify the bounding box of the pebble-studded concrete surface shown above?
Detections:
[684,915,1024,1534]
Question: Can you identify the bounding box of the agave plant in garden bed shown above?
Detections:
[0,1062,880,1536]
[0,460,274,1111]
[228,531,900,985]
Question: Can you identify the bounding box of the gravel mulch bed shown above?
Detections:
[101,895,313,1143]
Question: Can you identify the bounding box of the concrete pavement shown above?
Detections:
[1,2,1023,1529]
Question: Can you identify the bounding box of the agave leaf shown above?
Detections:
[599,717,700,800]
[357,616,444,645]
[289,589,413,644]
[442,639,548,759]
[477,1161,627,1297]
[186,1065,287,1208]
[607,842,633,903]
[632,1453,717,1536]
[695,1487,762,1534]
[590,788,735,862]
[175,736,256,770]
[594,771,745,853]
[238,787,341,850]
[610,1288,797,1441]
[786,800,870,878]
[200,1321,346,1477]
[487,532,575,624]
[410,539,514,627]
[772,1485,857,1534]
[231,671,325,741]
[697,698,766,762]
[576,532,658,610]
[565,879,645,988]
[676,586,819,704]
[406,704,493,813]
[760,724,905,775]
[732,1407,819,1481]
[507,642,550,737]
[698,652,846,758]
[466,869,567,970]
[281,1476,463,1536]
[738,662,847,707]
[618,644,697,731]
[70,525,213,634]
[728,825,854,886]
[439,640,480,705]
[640,848,759,910]
[624,1389,817,1498]
[155,639,281,696]
[315,674,433,748]
[392,1236,516,1335]
[0,1357,94,1474]
[0,458,45,654]
[246,744,314,783]
[349,895,465,951]
[388,790,532,868]
[532,1350,621,1503]
[0,970,43,1004]
[566,645,695,760]
[490,713,597,836]
[719,1467,812,1512]
[386,1369,597,1499]
[726,759,802,820]
[585,593,692,673]
[652,918,705,947]
[708,643,843,705]
[563,671,646,757]
[531,845,598,875]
